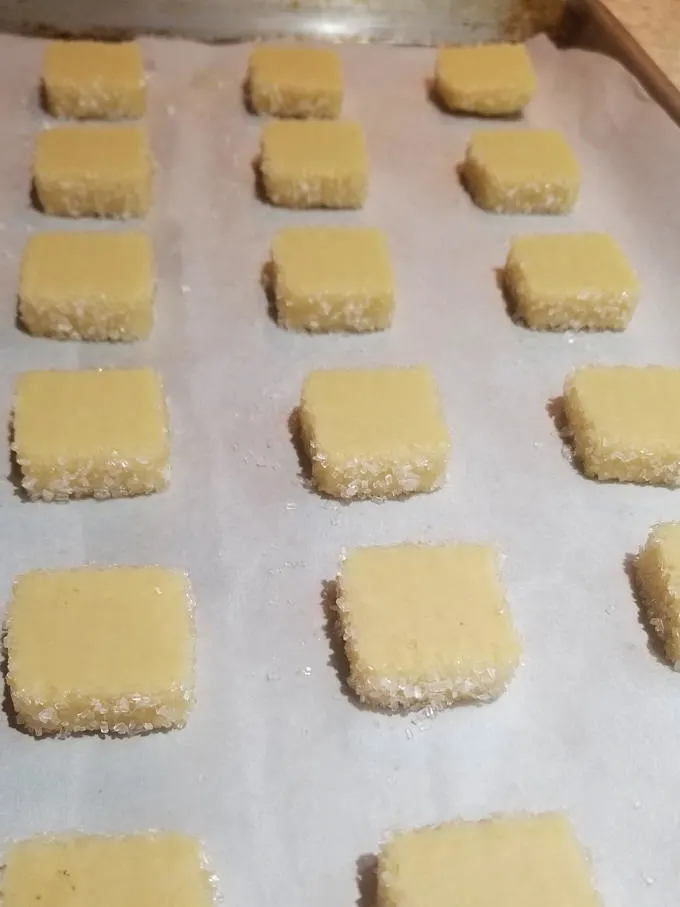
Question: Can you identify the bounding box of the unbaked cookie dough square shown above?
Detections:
[337,544,520,710]
[563,366,680,485]
[435,43,536,115]
[12,367,170,501]
[299,366,450,499]
[637,523,680,666]
[270,227,395,332]
[6,567,195,736]
[247,45,343,118]
[377,814,602,907]
[259,120,368,208]
[463,129,580,213]
[33,124,153,218]
[505,233,639,330]
[43,40,146,119]
[19,232,155,341]
[2,834,215,907]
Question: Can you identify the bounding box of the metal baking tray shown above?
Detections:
[0,0,565,43]
[0,5,679,907]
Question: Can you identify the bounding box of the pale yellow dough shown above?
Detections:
[43,40,146,119]
[248,45,343,118]
[637,523,680,665]
[563,366,680,485]
[464,129,580,213]
[13,368,170,501]
[435,43,536,115]
[271,227,395,332]
[33,124,153,218]
[337,544,521,710]
[299,366,450,500]
[19,232,155,341]
[3,834,215,907]
[505,233,639,330]
[378,813,602,907]
[6,567,195,736]
[259,120,368,208]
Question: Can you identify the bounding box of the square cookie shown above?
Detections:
[259,120,368,208]
[270,227,395,332]
[6,567,195,735]
[33,124,153,218]
[505,233,639,330]
[247,45,343,118]
[12,367,170,500]
[299,366,450,499]
[43,40,146,119]
[563,366,680,485]
[637,523,680,665]
[3,834,215,907]
[463,129,580,213]
[435,43,536,115]
[378,814,602,907]
[19,232,155,341]
[337,544,521,710]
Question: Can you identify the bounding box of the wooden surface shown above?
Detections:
[599,0,680,89]
[568,0,680,124]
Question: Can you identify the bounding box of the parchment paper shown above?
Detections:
[0,33,678,907]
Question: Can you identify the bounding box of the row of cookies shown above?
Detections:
[1,811,602,907]
[244,41,610,905]
[1,42,212,907]
[14,41,169,502]
[4,45,218,907]
[29,42,154,340]
[8,41,183,742]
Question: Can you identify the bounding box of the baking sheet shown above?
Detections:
[0,0,564,45]
[0,32,679,907]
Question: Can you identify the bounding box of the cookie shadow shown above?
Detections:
[242,78,256,114]
[30,181,44,214]
[546,395,568,435]
[14,297,31,337]
[321,580,371,710]
[288,408,312,485]
[261,261,279,325]
[426,77,448,113]
[251,155,270,204]
[355,854,378,907]
[7,423,29,502]
[1,636,29,736]
[38,81,50,115]
[546,396,585,477]
[494,266,520,322]
[456,161,475,203]
[624,552,669,666]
